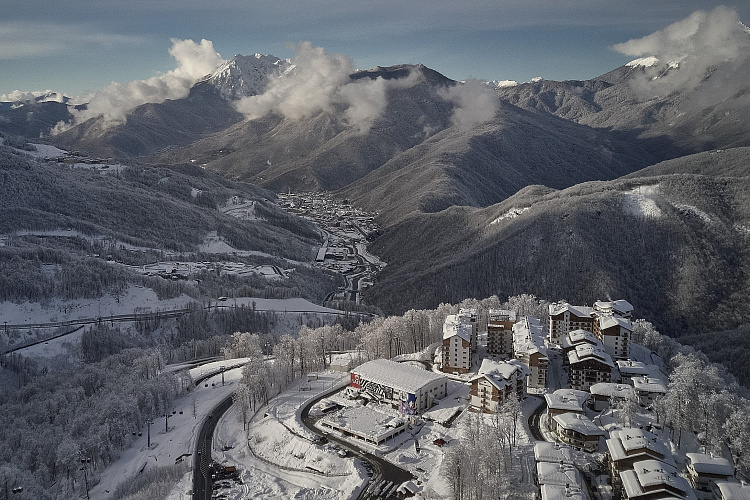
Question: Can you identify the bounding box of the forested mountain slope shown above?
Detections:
[365,171,750,338]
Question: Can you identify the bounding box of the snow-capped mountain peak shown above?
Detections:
[205,53,293,100]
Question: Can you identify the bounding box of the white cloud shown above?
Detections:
[0,22,143,59]
[53,39,224,133]
[438,79,500,131]
[0,90,64,103]
[610,6,750,99]
[234,42,422,134]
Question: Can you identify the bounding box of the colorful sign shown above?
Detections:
[399,392,417,415]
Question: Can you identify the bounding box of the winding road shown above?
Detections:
[193,395,234,500]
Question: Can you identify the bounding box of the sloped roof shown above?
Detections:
[607,428,675,465]
[632,376,667,394]
[616,360,649,376]
[599,315,633,331]
[714,482,750,500]
[443,314,473,341]
[549,302,594,318]
[620,459,692,499]
[590,383,634,399]
[470,359,530,391]
[552,412,605,436]
[686,453,734,476]
[534,442,575,464]
[568,344,614,367]
[536,461,582,486]
[562,329,601,349]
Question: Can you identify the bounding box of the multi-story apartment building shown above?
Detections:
[512,317,548,390]
[469,359,529,413]
[567,344,614,391]
[487,309,516,357]
[441,313,474,374]
[594,315,633,360]
[607,428,676,498]
[548,303,595,346]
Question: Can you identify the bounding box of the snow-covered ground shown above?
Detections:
[622,185,662,218]
[0,284,194,326]
[221,197,265,221]
[198,231,276,258]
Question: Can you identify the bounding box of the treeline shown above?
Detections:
[0,348,186,500]
[0,145,318,260]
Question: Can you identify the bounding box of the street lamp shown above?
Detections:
[164,413,172,433]
[220,366,226,386]
[146,418,154,448]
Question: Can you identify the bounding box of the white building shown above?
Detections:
[615,360,649,384]
[536,461,582,487]
[349,359,448,414]
[607,428,676,495]
[512,317,549,389]
[548,303,595,347]
[551,412,604,452]
[441,313,474,374]
[685,453,734,493]
[631,376,667,406]
[595,315,633,359]
[589,383,635,411]
[567,344,615,391]
[620,459,696,500]
[534,442,575,465]
[469,359,529,413]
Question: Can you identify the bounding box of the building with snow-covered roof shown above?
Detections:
[513,316,548,389]
[552,413,604,452]
[548,303,595,347]
[620,459,696,500]
[562,329,602,358]
[712,481,750,500]
[540,484,588,500]
[685,453,734,493]
[589,383,635,411]
[319,405,408,445]
[441,313,475,374]
[568,344,615,391]
[595,315,633,359]
[469,359,529,413]
[546,389,590,429]
[487,309,516,357]
[536,461,582,487]
[594,300,634,318]
[616,360,650,384]
[349,359,447,414]
[534,441,575,465]
[631,376,667,406]
[607,428,676,496]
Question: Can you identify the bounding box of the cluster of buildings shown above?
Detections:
[330,299,749,500]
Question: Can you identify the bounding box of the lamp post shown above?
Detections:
[80,458,91,500]
[164,413,172,433]
[146,418,153,448]
[220,366,226,386]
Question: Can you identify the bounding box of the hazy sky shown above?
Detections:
[1,0,749,98]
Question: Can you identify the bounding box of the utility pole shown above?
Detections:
[146,419,153,448]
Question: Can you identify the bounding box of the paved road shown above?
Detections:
[193,395,234,500]
[528,396,547,441]
[300,388,414,499]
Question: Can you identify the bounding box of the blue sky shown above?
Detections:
[2,0,749,98]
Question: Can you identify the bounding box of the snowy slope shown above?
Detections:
[206,53,293,100]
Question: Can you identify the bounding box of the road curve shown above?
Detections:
[193,395,234,500]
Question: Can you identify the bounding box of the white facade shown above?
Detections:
[441,314,474,373]
[350,359,448,414]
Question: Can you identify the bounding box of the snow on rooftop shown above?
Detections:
[552,413,604,436]
[621,459,691,498]
[536,461,582,487]
[589,383,634,399]
[714,482,750,500]
[351,359,446,393]
[540,484,587,500]
[545,389,590,411]
[443,314,473,342]
[607,428,674,465]
[616,360,649,375]
[686,453,734,476]
[568,344,614,367]
[534,442,575,464]
[562,329,601,350]
[632,376,668,394]
[599,315,633,331]
[471,359,529,391]
[549,302,594,318]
